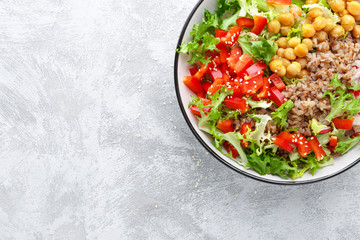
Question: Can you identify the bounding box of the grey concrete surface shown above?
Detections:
[0,0,359,239]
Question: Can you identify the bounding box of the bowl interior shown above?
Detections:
[175,0,360,184]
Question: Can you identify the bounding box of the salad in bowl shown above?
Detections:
[175,0,360,182]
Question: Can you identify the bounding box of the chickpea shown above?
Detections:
[290,5,302,18]
[267,19,281,34]
[288,37,301,48]
[281,26,291,36]
[341,15,356,31]
[315,31,328,42]
[330,25,345,37]
[306,0,319,3]
[313,16,327,31]
[302,24,316,38]
[277,48,285,58]
[287,62,302,77]
[323,18,335,32]
[304,17,313,24]
[277,37,288,48]
[278,66,287,77]
[302,38,314,50]
[279,13,295,26]
[295,58,308,69]
[271,55,281,61]
[294,44,309,58]
[330,0,346,12]
[347,1,360,16]
[281,58,291,68]
[307,8,324,18]
[299,69,310,78]
[284,48,297,60]
[339,9,349,17]
[269,59,284,73]
[353,25,360,38]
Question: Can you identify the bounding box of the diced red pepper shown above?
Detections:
[240,123,252,147]
[296,134,312,158]
[221,26,242,46]
[278,132,296,144]
[197,91,206,98]
[269,73,286,91]
[224,141,239,158]
[267,0,292,5]
[257,77,270,99]
[194,64,208,81]
[189,67,198,76]
[202,81,212,92]
[227,47,242,70]
[224,97,249,113]
[332,118,355,130]
[242,72,263,95]
[309,136,327,161]
[226,80,243,98]
[329,135,338,147]
[215,29,228,38]
[207,78,225,95]
[236,17,255,28]
[234,53,253,75]
[183,76,203,93]
[217,43,230,64]
[251,16,267,35]
[208,55,221,69]
[190,105,211,117]
[209,68,223,81]
[216,119,234,133]
[269,86,285,107]
[245,61,267,76]
[219,63,229,74]
[273,136,295,152]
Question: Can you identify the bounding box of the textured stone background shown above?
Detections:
[0,0,360,239]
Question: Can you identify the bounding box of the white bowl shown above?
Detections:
[174,0,360,184]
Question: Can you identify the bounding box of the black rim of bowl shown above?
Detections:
[174,0,360,185]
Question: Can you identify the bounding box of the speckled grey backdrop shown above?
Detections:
[0,0,359,239]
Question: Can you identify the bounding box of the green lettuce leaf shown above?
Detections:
[238,35,278,64]
[282,76,304,85]
[309,118,328,135]
[271,100,294,128]
[323,73,360,121]
[334,135,360,154]
[247,99,273,109]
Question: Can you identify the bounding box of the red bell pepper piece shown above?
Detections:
[215,29,228,38]
[251,16,267,35]
[183,76,203,93]
[296,134,312,157]
[207,78,225,95]
[240,123,252,147]
[226,80,243,98]
[245,61,267,76]
[269,86,285,107]
[221,26,242,46]
[224,97,249,113]
[216,119,234,133]
[202,81,212,92]
[227,47,243,71]
[234,53,253,75]
[329,135,338,147]
[197,91,206,98]
[273,136,295,152]
[189,67,198,76]
[224,141,239,158]
[332,118,355,130]
[278,132,297,144]
[216,43,230,64]
[194,64,208,81]
[309,136,326,161]
[190,105,210,117]
[219,63,229,74]
[209,68,223,81]
[236,17,255,28]
[269,73,286,91]
[267,0,292,5]
[242,72,263,95]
